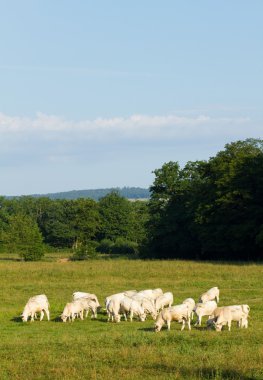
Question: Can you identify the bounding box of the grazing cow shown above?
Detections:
[107,297,123,323]
[154,304,191,332]
[155,292,174,312]
[61,300,84,322]
[208,305,250,331]
[78,298,98,319]
[72,292,100,308]
[119,296,146,322]
[105,293,127,322]
[182,298,195,320]
[132,294,157,320]
[194,300,217,326]
[137,288,163,302]
[21,294,50,322]
[199,287,220,303]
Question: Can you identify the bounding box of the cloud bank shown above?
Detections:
[0,111,262,195]
[0,112,257,142]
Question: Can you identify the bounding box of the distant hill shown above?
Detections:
[6,187,150,201]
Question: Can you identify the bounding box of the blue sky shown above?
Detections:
[0,1,262,195]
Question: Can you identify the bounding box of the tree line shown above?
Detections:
[0,193,149,260]
[7,187,150,201]
[0,138,262,261]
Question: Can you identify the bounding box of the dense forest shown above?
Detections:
[0,138,262,261]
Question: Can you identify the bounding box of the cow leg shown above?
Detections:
[194,315,199,326]
[181,319,185,331]
[187,318,191,330]
[40,310,44,321]
[167,320,171,330]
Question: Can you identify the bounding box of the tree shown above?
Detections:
[194,139,263,260]
[125,200,149,246]
[98,192,132,241]
[145,161,201,259]
[69,198,101,249]
[145,139,263,261]
[2,214,45,261]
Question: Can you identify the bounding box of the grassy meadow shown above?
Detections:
[0,255,262,380]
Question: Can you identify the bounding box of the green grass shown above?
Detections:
[0,257,262,379]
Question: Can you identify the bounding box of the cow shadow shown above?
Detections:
[138,327,154,332]
[52,316,62,322]
[11,316,22,323]
[192,326,209,331]
[95,318,112,323]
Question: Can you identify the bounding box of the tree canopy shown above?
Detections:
[145,139,263,261]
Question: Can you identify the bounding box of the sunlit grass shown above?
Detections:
[0,257,262,379]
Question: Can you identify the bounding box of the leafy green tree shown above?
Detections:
[98,192,132,241]
[145,139,263,261]
[145,161,202,259]
[2,214,45,261]
[128,201,149,244]
[194,139,263,260]
[37,199,74,248]
[69,198,101,249]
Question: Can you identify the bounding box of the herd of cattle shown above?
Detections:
[20,286,250,332]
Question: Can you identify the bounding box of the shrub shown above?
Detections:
[2,214,45,261]
[70,241,98,261]
[96,239,114,254]
[111,238,138,255]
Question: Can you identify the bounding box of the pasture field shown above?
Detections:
[0,257,262,380]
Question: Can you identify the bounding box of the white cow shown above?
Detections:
[182,298,195,320]
[78,298,98,319]
[72,292,100,308]
[137,288,163,302]
[105,293,127,322]
[155,292,174,312]
[155,304,191,332]
[61,300,84,322]
[119,296,146,322]
[199,287,220,303]
[209,305,250,331]
[123,290,137,297]
[194,300,217,326]
[21,294,50,322]
[132,294,157,320]
[107,297,123,323]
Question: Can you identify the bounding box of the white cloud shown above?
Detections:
[0,111,256,141]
